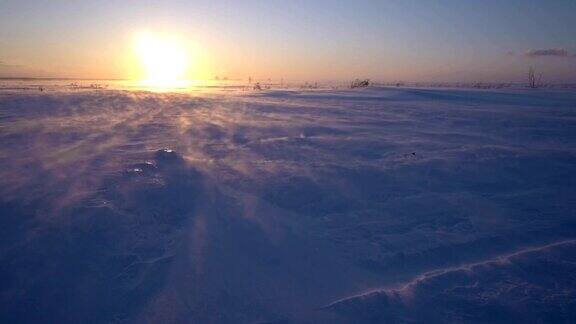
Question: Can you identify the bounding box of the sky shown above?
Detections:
[0,0,575,82]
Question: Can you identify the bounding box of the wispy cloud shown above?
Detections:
[524,48,571,57]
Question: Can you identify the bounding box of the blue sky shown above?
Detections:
[1,0,575,81]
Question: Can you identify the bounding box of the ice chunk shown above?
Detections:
[155,148,179,161]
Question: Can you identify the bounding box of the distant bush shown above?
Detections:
[351,79,370,88]
[528,67,542,89]
[300,82,318,89]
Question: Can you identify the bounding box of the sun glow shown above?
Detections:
[134,33,191,88]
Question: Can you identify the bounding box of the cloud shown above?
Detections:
[524,48,570,57]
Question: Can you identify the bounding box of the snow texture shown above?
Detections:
[1,83,576,323]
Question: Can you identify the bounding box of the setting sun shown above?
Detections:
[134,33,190,87]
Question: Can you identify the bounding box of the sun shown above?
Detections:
[134,32,190,87]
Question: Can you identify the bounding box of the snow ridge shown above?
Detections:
[323,238,576,309]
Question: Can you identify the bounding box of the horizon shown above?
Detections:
[1,1,576,83]
[2,77,576,86]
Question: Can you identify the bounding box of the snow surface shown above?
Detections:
[1,82,576,323]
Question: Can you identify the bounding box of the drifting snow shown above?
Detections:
[0,83,575,323]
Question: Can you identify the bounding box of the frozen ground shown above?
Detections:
[1,82,575,323]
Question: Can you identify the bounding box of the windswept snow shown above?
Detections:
[1,83,575,323]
